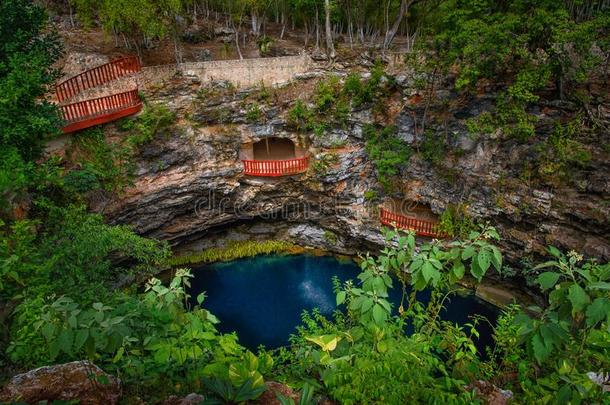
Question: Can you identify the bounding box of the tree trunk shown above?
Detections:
[383,0,413,50]
[324,0,336,59]
[173,33,183,64]
[315,8,320,51]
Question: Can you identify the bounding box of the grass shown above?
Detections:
[168,240,300,267]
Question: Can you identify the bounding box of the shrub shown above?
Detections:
[535,119,592,185]
[246,102,263,123]
[68,128,133,193]
[363,125,412,190]
[438,204,478,239]
[120,103,176,147]
[288,99,314,131]
[419,130,447,165]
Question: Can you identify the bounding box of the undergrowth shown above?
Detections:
[168,240,299,266]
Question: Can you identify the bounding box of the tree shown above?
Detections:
[0,0,63,213]
[74,0,184,62]
[0,0,63,161]
[324,0,336,58]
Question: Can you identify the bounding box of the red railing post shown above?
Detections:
[56,56,141,102]
[379,207,445,239]
[242,157,309,177]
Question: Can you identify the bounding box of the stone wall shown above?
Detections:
[140,54,312,90]
[58,54,314,103]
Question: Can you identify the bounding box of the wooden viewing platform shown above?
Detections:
[56,56,141,102]
[56,56,143,134]
[60,89,142,134]
[379,207,447,238]
[242,157,309,177]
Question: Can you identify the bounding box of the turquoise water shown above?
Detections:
[189,254,498,351]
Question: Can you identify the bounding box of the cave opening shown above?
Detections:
[252,137,296,160]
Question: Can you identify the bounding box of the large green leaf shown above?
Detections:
[470,259,484,281]
[452,260,465,279]
[586,297,610,327]
[537,272,561,290]
[531,332,551,364]
[567,284,589,314]
[58,328,74,355]
[477,250,491,273]
[336,291,346,305]
[372,303,387,325]
[421,261,436,283]
[305,334,341,352]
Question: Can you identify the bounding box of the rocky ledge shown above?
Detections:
[78,57,608,275]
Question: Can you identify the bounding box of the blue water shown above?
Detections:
[189,254,498,352]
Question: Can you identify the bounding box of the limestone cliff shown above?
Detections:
[82,55,609,269]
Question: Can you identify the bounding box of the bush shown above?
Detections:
[288,99,315,131]
[246,102,263,123]
[419,130,447,165]
[535,119,592,185]
[7,269,271,401]
[119,103,176,147]
[68,128,133,193]
[363,125,412,190]
[438,204,478,239]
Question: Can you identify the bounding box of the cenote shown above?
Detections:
[188,254,499,352]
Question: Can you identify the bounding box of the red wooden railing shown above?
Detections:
[56,56,141,102]
[242,157,309,177]
[379,207,446,238]
[60,89,143,134]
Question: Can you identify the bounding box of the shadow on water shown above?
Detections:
[188,254,499,353]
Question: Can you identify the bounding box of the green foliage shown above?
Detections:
[0,0,63,162]
[288,99,315,132]
[74,0,183,50]
[64,104,175,194]
[275,227,503,404]
[246,102,263,123]
[438,204,478,239]
[423,0,609,141]
[276,383,317,405]
[323,230,338,245]
[288,67,393,136]
[363,124,412,190]
[119,102,176,147]
[312,152,339,176]
[419,130,447,165]
[493,248,610,403]
[535,119,592,185]
[0,204,169,301]
[66,128,134,193]
[257,35,274,56]
[431,0,607,94]
[0,0,62,213]
[168,240,297,266]
[363,190,378,202]
[7,269,271,399]
[466,95,538,141]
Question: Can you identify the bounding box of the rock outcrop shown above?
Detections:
[0,361,121,405]
[77,56,609,271]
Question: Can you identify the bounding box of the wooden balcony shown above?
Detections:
[60,89,142,134]
[379,207,447,238]
[242,157,309,177]
[56,56,141,102]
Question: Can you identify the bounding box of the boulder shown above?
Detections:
[0,361,121,405]
[257,381,299,405]
[162,393,206,405]
[467,380,513,405]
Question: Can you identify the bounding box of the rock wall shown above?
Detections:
[93,63,609,269]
